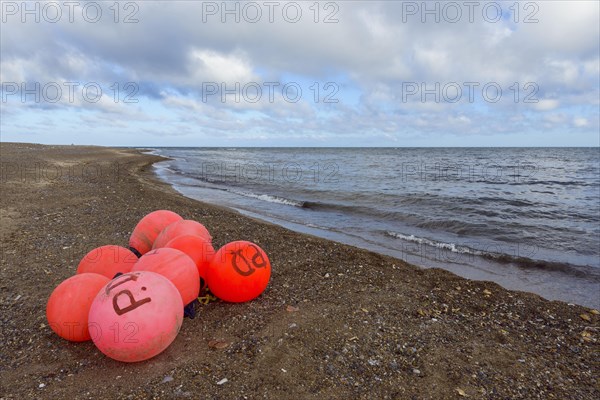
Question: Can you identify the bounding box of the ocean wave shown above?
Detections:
[231,191,305,207]
[507,180,597,187]
[386,231,486,256]
[138,148,160,156]
[155,165,178,174]
[385,231,599,279]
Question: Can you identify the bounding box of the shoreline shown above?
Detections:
[147,147,600,309]
[1,143,598,399]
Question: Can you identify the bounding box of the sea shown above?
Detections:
[144,147,600,309]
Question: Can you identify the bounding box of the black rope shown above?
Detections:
[129,246,142,258]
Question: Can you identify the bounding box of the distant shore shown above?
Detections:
[0,143,598,399]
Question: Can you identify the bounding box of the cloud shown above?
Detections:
[1,0,598,146]
[533,99,560,111]
[517,2,600,56]
[573,117,589,128]
[186,49,255,84]
[544,113,567,124]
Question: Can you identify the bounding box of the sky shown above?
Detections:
[0,0,599,147]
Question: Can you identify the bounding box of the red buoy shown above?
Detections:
[206,241,271,303]
[76,245,138,278]
[153,220,212,249]
[129,210,183,256]
[46,273,110,342]
[164,235,215,281]
[132,248,200,305]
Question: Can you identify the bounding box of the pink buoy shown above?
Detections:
[132,248,200,305]
[164,235,215,281]
[129,210,183,256]
[88,271,183,363]
[152,220,212,249]
[76,245,138,278]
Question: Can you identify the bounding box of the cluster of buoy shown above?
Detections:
[46,210,271,362]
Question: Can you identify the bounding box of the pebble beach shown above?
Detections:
[0,143,598,399]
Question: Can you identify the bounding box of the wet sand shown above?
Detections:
[0,143,598,399]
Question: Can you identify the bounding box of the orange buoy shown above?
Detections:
[164,235,215,281]
[132,248,200,305]
[152,220,212,250]
[88,271,183,362]
[76,245,138,278]
[129,210,183,256]
[46,273,110,342]
[206,241,271,303]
